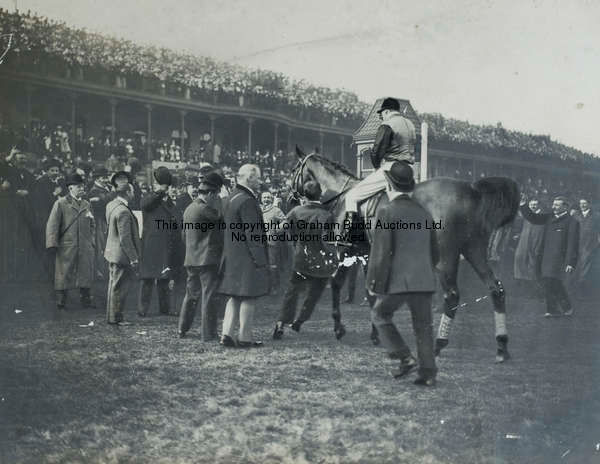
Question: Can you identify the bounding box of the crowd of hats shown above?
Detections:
[421,113,600,168]
[0,9,369,120]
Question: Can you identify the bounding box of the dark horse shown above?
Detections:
[290,147,519,362]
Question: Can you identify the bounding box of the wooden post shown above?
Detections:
[145,104,152,161]
[420,122,428,182]
[179,110,186,159]
[319,131,324,156]
[209,115,216,143]
[70,93,77,154]
[273,122,279,153]
[247,118,254,155]
[109,98,117,147]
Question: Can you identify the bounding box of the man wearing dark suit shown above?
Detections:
[218,164,269,348]
[272,180,338,339]
[520,195,579,317]
[138,167,177,316]
[367,162,439,387]
[176,179,198,213]
[178,172,224,340]
[104,173,141,325]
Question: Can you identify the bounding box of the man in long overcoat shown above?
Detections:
[138,166,177,316]
[218,164,269,347]
[520,196,579,317]
[272,181,338,339]
[367,162,439,387]
[104,177,141,325]
[45,173,96,310]
[572,198,600,295]
[178,172,224,340]
[514,199,544,282]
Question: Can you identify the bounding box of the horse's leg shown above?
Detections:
[330,266,347,340]
[463,242,510,363]
[435,253,460,356]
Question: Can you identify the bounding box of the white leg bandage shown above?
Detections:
[494,312,507,337]
[437,314,453,340]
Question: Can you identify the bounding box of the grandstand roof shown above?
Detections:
[353,98,421,142]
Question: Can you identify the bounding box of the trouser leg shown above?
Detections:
[55,290,67,308]
[371,294,412,359]
[156,278,170,314]
[543,277,560,314]
[107,263,132,323]
[199,266,220,341]
[80,287,93,306]
[344,169,388,213]
[407,293,437,379]
[222,297,240,338]
[277,272,303,324]
[138,278,154,315]
[238,299,256,343]
[296,276,328,322]
[553,278,572,312]
[178,267,201,334]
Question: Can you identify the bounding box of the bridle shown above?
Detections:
[289,153,354,211]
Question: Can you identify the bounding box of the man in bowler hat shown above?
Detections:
[367,161,439,386]
[45,173,96,310]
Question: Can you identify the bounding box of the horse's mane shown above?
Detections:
[472,177,520,233]
[309,154,358,179]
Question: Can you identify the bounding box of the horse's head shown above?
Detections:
[289,145,357,200]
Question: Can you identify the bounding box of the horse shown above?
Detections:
[289,147,520,363]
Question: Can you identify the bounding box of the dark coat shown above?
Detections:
[572,210,600,280]
[88,181,113,278]
[104,197,141,265]
[281,202,338,278]
[45,195,96,290]
[176,194,194,213]
[218,184,270,297]
[520,206,579,279]
[182,198,223,267]
[367,195,439,294]
[139,191,177,279]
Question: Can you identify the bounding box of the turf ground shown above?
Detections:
[1,277,599,464]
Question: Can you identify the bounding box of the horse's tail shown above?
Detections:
[472,177,520,235]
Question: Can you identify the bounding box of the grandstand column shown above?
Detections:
[25,84,33,151]
[145,104,153,161]
[180,110,187,159]
[209,115,217,142]
[246,118,254,155]
[109,98,118,146]
[70,92,77,155]
[273,122,279,153]
[339,136,345,163]
[319,131,324,156]
[287,126,293,153]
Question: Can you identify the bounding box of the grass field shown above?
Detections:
[1,278,599,464]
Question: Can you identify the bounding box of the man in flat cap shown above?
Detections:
[367,162,438,387]
[178,171,225,340]
[138,166,178,316]
[46,173,96,310]
[343,97,417,241]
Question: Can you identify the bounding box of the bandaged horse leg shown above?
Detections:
[435,256,460,356]
[463,242,510,362]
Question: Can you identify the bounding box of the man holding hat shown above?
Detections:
[178,171,225,340]
[138,166,178,317]
[343,97,417,239]
[104,173,140,325]
[367,161,439,387]
[46,173,96,310]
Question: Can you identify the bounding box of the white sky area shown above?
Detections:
[2,0,599,155]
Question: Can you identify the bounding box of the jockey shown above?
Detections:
[343,97,417,236]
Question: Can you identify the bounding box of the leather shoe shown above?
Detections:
[272,321,285,340]
[391,356,417,378]
[220,335,236,347]
[414,376,436,387]
[290,320,303,332]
